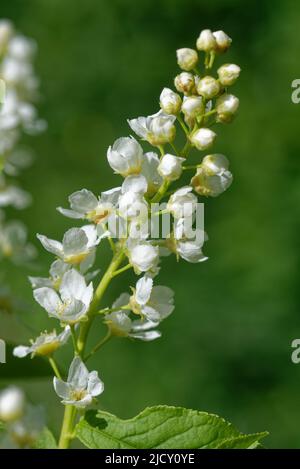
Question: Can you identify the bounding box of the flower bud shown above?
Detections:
[216,94,239,123]
[217,64,240,87]
[191,154,232,197]
[174,72,195,95]
[176,48,198,71]
[0,386,25,422]
[197,76,220,99]
[190,128,216,151]
[196,29,217,52]
[159,88,182,115]
[107,136,143,177]
[128,242,159,274]
[213,30,232,53]
[181,96,204,119]
[158,154,185,181]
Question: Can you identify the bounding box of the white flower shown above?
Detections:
[0,182,31,209]
[157,154,184,181]
[196,29,217,52]
[0,386,25,422]
[213,30,232,53]
[107,136,143,177]
[129,276,174,322]
[118,174,148,221]
[0,220,36,263]
[181,96,204,119]
[167,186,197,218]
[7,35,36,61]
[158,155,184,180]
[196,76,220,100]
[57,187,120,224]
[13,327,71,358]
[33,269,93,324]
[128,110,176,146]
[190,128,216,150]
[176,48,198,71]
[141,152,163,197]
[1,404,44,449]
[105,309,161,342]
[176,236,208,263]
[37,225,100,266]
[191,154,233,197]
[127,240,159,274]
[216,94,239,123]
[159,88,181,115]
[29,259,71,289]
[217,64,241,87]
[174,72,195,94]
[53,356,104,408]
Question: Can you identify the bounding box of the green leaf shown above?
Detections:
[76,405,268,449]
[0,344,54,379]
[33,427,57,449]
[216,432,268,449]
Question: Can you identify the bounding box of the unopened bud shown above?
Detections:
[158,154,184,181]
[197,76,220,99]
[159,88,182,115]
[181,96,204,119]
[217,64,241,87]
[191,154,232,197]
[196,29,217,52]
[0,386,25,422]
[174,72,195,95]
[190,128,216,151]
[176,48,198,71]
[216,94,239,123]
[213,31,232,53]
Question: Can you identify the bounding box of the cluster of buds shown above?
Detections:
[9,28,240,448]
[0,387,44,448]
[0,20,45,276]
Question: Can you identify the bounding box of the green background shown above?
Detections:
[1,0,300,448]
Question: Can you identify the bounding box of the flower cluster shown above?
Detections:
[0,386,44,448]
[0,19,45,267]
[11,28,240,448]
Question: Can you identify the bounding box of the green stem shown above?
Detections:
[58,405,76,449]
[177,115,189,136]
[151,179,170,204]
[158,145,165,157]
[70,326,79,355]
[48,357,62,379]
[84,329,112,362]
[111,263,132,277]
[76,248,125,355]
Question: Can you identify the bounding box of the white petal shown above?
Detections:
[53,377,70,400]
[135,276,153,305]
[37,234,63,257]
[33,287,62,315]
[29,276,52,289]
[57,207,84,219]
[67,356,89,388]
[87,371,104,397]
[13,345,31,358]
[122,174,148,194]
[130,330,161,341]
[59,269,87,302]
[112,293,130,309]
[69,189,98,213]
[62,228,88,256]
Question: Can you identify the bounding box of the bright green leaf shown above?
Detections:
[33,427,57,449]
[76,405,268,449]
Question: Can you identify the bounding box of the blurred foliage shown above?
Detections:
[1,0,300,448]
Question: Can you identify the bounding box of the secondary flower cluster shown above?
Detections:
[0,386,44,448]
[0,19,45,267]
[12,28,240,413]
